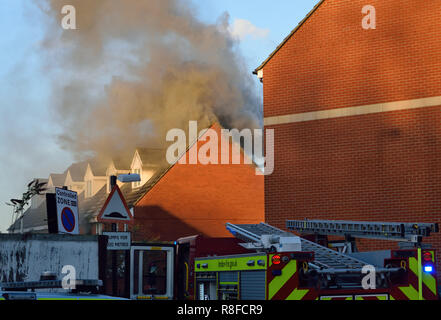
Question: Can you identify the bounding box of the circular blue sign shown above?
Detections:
[61,207,75,233]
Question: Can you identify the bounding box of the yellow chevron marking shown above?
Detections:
[268,260,297,300]
[408,257,419,275]
[399,284,419,300]
[286,288,309,300]
[423,274,437,296]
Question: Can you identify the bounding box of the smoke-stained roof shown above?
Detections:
[7,192,87,233]
[7,122,262,234]
[48,173,67,187]
[7,205,47,233]
[112,157,132,171]
[82,164,172,220]
[87,160,108,177]
[136,148,167,167]
[64,162,89,182]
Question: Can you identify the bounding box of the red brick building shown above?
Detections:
[133,122,264,241]
[256,0,441,275]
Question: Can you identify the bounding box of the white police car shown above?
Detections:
[0,273,127,300]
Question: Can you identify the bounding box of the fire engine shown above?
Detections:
[128,219,439,301]
[2,219,438,301]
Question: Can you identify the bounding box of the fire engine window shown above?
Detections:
[218,284,238,300]
[142,251,167,295]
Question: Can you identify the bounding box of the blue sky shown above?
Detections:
[0,0,320,232]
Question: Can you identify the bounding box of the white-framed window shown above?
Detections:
[133,168,141,188]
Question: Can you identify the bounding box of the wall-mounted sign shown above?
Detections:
[103,232,131,251]
[46,188,79,235]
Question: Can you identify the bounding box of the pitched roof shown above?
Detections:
[82,164,171,220]
[254,0,325,74]
[130,122,265,241]
[132,121,261,206]
[64,162,88,182]
[9,121,262,234]
[135,148,166,167]
[8,192,88,233]
[112,157,132,171]
[48,173,67,187]
[7,205,47,232]
[87,160,108,177]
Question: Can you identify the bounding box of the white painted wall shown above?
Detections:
[0,234,100,283]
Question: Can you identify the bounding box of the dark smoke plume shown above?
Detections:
[36,0,262,161]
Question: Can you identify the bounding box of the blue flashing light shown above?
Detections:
[424,265,434,273]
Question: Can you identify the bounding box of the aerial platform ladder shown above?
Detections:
[286,219,439,252]
[226,220,438,291]
[225,223,399,274]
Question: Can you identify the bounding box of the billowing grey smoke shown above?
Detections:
[36,0,262,161]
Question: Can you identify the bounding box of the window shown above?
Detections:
[133,169,141,188]
[142,251,167,295]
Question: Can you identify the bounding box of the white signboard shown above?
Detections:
[103,232,131,251]
[55,188,79,235]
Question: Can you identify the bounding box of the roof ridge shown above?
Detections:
[132,121,263,206]
[131,122,215,207]
[254,0,326,74]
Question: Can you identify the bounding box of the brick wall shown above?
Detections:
[262,0,441,279]
[134,123,264,242]
[264,0,441,118]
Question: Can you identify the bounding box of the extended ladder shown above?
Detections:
[286,220,439,244]
[226,223,369,271]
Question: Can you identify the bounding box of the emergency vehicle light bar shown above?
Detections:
[0,279,102,291]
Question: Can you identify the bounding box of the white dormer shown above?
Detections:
[64,171,85,194]
[130,151,144,189]
[83,163,107,198]
[47,173,67,194]
[130,149,162,188]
